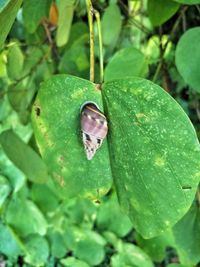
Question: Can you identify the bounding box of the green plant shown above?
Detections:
[0,0,200,266]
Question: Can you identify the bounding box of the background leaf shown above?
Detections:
[172,203,200,266]
[23,0,52,33]
[104,47,148,82]
[56,0,75,47]
[173,0,200,4]
[175,27,200,92]
[101,3,122,46]
[6,196,48,237]
[0,130,48,183]
[148,0,180,26]
[103,77,200,238]
[0,0,22,48]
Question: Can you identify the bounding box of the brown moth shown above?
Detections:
[80,102,108,160]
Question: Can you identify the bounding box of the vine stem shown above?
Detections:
[94,10,104,83]
[86,0,95,82]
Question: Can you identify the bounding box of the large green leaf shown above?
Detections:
[104,47,148,82]
[175,27,200,93]
[56,0,75,47]
[103,77,200,238]
[148,0,180,26]
[0,130,48,183]
[173,203,200,266]
[0,0,22,48]
[32,75,112,199]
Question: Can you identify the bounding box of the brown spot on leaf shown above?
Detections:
[35,106,41,116]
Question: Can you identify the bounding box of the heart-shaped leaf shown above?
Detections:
[32,75,112,199]
[32,75,200,238]
[102,77,200,238]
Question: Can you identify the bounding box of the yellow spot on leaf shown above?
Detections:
[154,157,165,167]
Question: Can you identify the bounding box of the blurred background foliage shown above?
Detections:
[0,0,200,266]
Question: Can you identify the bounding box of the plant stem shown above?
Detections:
[86,0,95,82]
[94,10,104,83]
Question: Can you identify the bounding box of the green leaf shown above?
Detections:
[0,175,11,207]
[167,264,187,267]
[0,223,22,258]
[56,0,75,47]
[7,42,24,80]
[102,3,122,46]
[22,0,51,33]
[172,203,200,266]
[32,75,112,199]
[103,77,200,238]
[173,0,200,4]
[61,257,90,267]
[30,184,59,213]
[6,196,47,237]
[148,0,180,26]
[59,44,89,79]
[0,0,22,49]
[175,27,200,92]
[48,231,68,258]
[73,230,106,266]
[136,230,174,262]
[111,242,154,267]
[0,130,48,183]
[97,196,133,237]
[104,47,148,82]
[24,234,49,266]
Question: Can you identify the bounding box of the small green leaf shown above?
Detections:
[0,130,48,183]
[167,264,187,267]
[111,242,154,267]
[136,230,174,262]
[0,175,11,207]
[48,231,68,258]
[102,3,122,46]
[56,0,75,47]
[103,77,200,238]
[0,223,22,258]
[148,0,180,26]
[59,44,89,79]
[73,230,106,266]
[7,42,24,80]
[97,196,133,237]
[104,47,148,82]
[32,75,112,199]
[173,203,200,266]
[61,257,90,267]
[24,234,49,266]
[0,0,22,49]
[22,0,51,33]
[6,196,48,237]
[175,27,200,92]
[173,0,200,4]
[30,184,59,213]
